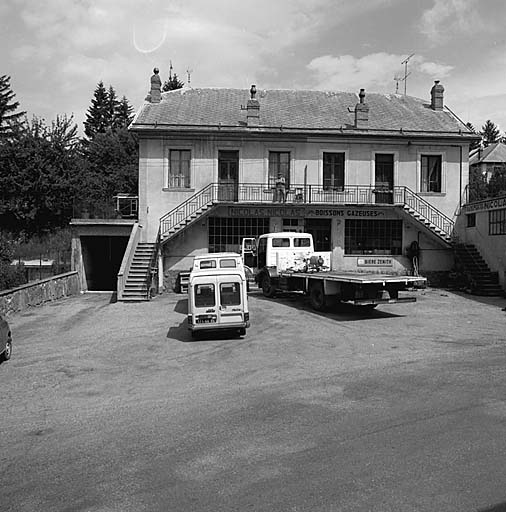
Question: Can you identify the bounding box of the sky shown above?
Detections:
[2,0,506,135]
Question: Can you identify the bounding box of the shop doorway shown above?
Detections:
[218,150,239,201]
[305,218,331,251]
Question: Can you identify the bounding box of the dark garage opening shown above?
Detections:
[81,236,129,291]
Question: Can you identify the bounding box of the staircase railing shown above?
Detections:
[117,222,141,300]
[145,229,161,300]
[160,183,218,239]
[395,186,454,239]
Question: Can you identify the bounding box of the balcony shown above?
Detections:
[211,183,396,205]
[73,194,138,220]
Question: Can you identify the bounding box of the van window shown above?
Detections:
[294,238,311,247]
[272,238,291,247]
[194,283,215,307]
[199,260,217,269]
[220,282,241,306]
[219,259,237,268]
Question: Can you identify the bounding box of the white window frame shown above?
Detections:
[164,145,193,190]
[319,148,349,190]
[417,151,446,195]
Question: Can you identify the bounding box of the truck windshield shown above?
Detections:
[294,238,311,247]
[194,283,216,307]
[220,282,241,306]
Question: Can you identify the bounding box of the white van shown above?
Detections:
[187,253,250,338]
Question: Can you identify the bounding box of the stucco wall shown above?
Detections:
[138,135,469,243]
[0,271,81,316]
[456,200,506,289]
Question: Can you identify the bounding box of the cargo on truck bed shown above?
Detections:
[242,232,425,311]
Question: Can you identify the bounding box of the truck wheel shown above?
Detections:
[309,283,327,311]
[261,274,276,298]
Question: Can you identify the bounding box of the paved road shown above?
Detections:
[1,288,506,511]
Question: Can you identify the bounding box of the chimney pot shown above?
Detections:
[430,80,444,111]
[246,85,260,126]
[355,89,369,129]
[147,67,162,103]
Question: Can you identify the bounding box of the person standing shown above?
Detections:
[275,172,286,203]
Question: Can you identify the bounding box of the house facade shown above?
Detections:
[128,71,477,292]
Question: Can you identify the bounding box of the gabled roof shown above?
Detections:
[130,86,475,139]
[469,142,506,165]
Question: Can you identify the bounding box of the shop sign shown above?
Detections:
[228,206,387,218]
[464,196,506,213]
[357,257,393,267]
[228,206,306,217]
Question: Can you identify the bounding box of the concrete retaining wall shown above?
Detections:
[0,271,81,316]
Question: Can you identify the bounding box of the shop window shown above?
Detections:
[168,149,191,188]
[269,151,290,188]
[489,208,506,235]
[421,155,442,193]
[208,217,270,253]
[282,218,304,232]
[323,152,345,191]
[345,219,402,255]
[467,213,476,228]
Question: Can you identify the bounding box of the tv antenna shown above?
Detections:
[169,60,173,80]
[400,53,415,95]
[394,76,404,94]
[186,68,193,85]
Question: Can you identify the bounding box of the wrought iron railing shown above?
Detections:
[145,230,161,300]
[159,183,455,241]
[396,186,454,237]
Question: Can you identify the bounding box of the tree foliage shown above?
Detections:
[83,82,135,139]
[0,75,25,139]
[162,72,184,92]
[0,115,79,234]
[466,122,481,151]
[481,119,501,147]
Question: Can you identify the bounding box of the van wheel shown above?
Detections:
[238,328,246,336]
[261,275,276,298]
[309,283,327,311]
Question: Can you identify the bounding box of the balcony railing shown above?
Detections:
[159,183,454,241]
[73,195,138,220]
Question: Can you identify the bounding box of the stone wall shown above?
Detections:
[0,271,81,316]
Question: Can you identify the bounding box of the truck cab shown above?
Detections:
[187,253,250,338]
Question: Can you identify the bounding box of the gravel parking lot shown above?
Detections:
[1,287,506,511]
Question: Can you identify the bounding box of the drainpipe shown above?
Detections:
[459,145,463,208]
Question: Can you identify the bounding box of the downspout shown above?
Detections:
[459,145,463,208]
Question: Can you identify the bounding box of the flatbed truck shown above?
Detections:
[242,232,426,311]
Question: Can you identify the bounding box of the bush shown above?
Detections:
[0,261,27,291]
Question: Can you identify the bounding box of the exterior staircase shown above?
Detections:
[453,243,504,296]
[122,242,156,301]
[398,187,454,244]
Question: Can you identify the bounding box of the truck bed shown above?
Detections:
[279,271,426,286]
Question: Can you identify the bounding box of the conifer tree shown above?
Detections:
[0,75,25,138]
[114,96,134,129]
[162,71,184,92]
[83,81,110,139]
[481,120,500,147]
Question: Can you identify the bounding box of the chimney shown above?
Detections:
[147,67,162,103]
[246,84,260,126]
[430,80,444,111]
[354,88,369,129]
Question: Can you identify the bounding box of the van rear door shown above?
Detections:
[192,277,218,327]
[217,278,244,325]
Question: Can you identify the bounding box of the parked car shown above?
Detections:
[0,313,12,363]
